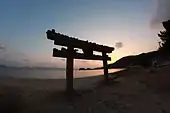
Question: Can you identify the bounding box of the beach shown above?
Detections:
[1,67,170,113]
[0,74,104,91]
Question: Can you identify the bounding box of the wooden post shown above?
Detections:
[66,46,74,94]
[102,52,109,83]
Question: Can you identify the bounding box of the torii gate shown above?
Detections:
[46,29,114,94]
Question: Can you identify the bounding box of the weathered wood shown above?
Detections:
[46,29,114,53]
[53,48,111,61]
[66,47,74,93]
[102,52,109,82]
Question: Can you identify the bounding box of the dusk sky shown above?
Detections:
[0,0,164,68]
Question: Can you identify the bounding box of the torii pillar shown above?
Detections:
[102,52,109,83]
[66,46,74,94]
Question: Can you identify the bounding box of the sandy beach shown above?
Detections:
[1,67,170,113]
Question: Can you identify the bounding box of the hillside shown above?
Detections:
[108,51,160,68]
[80,51,161,70]
[78,50,170,70]
[108,50,169,68]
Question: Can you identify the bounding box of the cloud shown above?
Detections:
[23,58,29,62]
[115,42,123,49]
[0,44,6,60]
[151,0,170,28]
[0,44,5,51]
[0,48,31,67]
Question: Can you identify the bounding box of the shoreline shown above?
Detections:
[0,69,126,91]
[0,73,106,91]
[0,68,124,79]
[3,67,170,113]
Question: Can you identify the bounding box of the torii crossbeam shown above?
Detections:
[46,29,114,94]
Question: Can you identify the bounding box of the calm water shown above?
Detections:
[0,68,123,79]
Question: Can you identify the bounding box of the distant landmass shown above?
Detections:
[79,50,169,70]
[108,51,165,68]
[79,68,93,70]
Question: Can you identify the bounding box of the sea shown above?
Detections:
[0,68,123,79]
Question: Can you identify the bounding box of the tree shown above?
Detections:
[158,20,170,53]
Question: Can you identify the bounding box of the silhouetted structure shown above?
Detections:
[158,20,170,53]
[46,29,114,94]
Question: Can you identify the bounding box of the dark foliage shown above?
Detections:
[158,20,170,53]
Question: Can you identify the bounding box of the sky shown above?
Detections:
[0,0,164,68]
